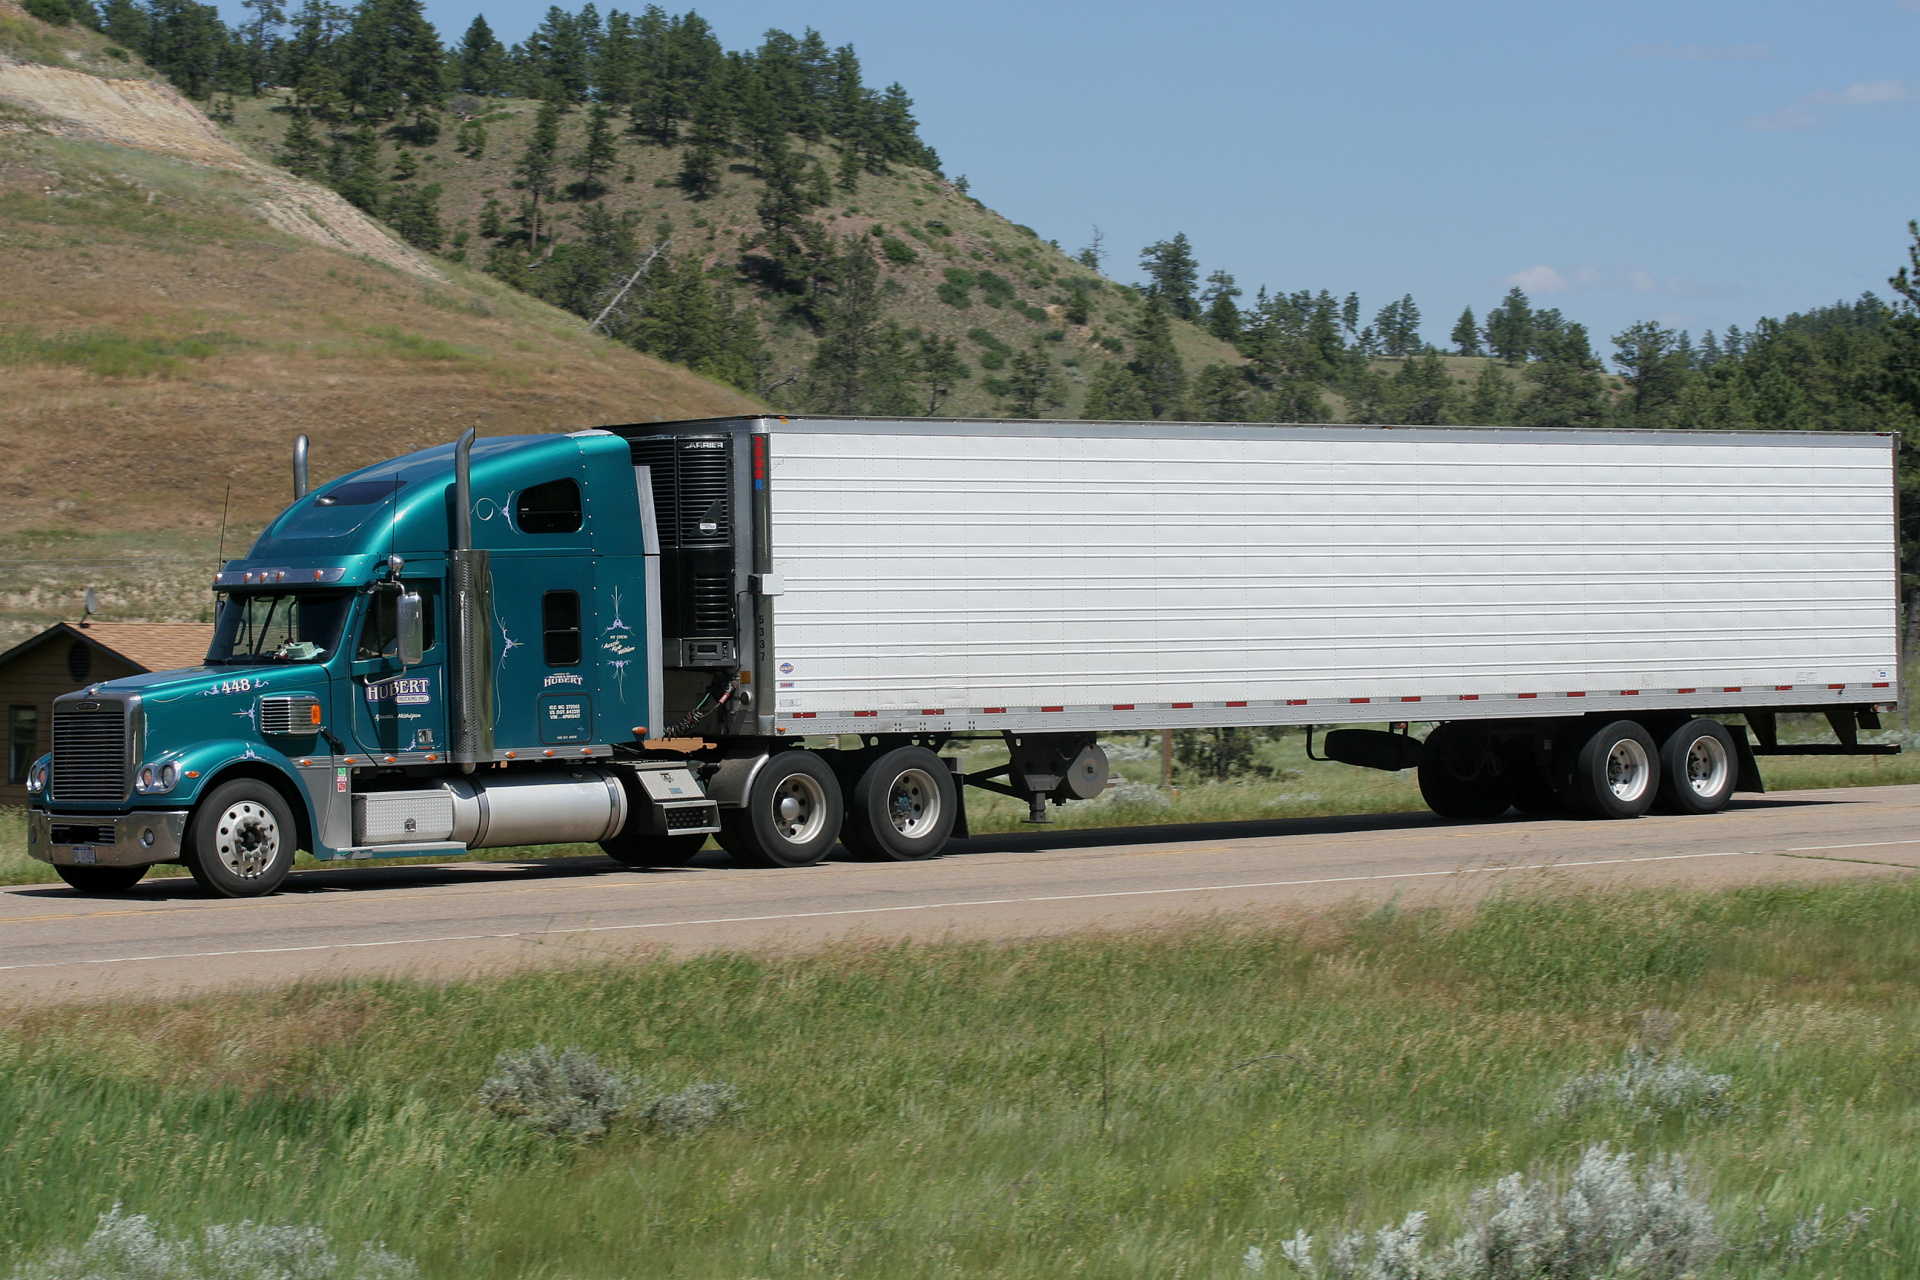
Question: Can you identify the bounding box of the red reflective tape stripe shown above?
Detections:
[1172,702,1193,709]
[1567,692,1585,698]
[1518,693,1538,699]
[1350,698,1370,704]
[1041,706,1064,712]
[984,708,1006,714]
[1112,704,1135,711]
[1459,694,1478,700]
[794,712,815,718]
[920,709,945,715]
[1874,682,1891,687]
[1400,696,1420,703]
[1776,686,1792,692]
[1621,690,1638,696]
[854,711,877,717]
[1678,688,1696,694]
[1286,700,1307,706]
[1830,684,1846,690]
[1226,701,1248,707]
[1724,687,1741,693]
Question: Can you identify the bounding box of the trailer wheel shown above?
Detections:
[54,864,148,894]
[1417,722,1513,820]
[1570,720,1659,819]
[843,746,957,860]
[1655,718,1737,815]
[602,831,708,867]
[724,751,843,868]
[183,779,296,896]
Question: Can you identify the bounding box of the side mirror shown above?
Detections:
[396,590,425,667]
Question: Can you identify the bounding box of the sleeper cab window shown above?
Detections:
[543,590,581,666]
[518,478,583,534]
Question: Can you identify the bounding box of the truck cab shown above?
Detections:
[25,429,719,896]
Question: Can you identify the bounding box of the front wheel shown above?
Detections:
[843,746,957,860]
[54,864,148,894]
[724,751,844,868]
[184,779,297,897]
[1570,720,1659,820]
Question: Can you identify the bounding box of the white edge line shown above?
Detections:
[1786,838,1920,852]
[0,850,1761,974]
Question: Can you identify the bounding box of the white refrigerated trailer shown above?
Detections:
[615,416,1902,865]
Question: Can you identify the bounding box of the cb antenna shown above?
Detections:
[215,484,232,574]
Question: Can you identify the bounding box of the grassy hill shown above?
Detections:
[214,92,1246,417]
[0,4,761,646]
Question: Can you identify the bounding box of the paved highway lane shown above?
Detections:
[6,784,1918,1004]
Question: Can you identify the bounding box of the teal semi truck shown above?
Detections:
[24,417,1902,896]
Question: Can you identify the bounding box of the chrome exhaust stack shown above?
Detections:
[293,435,309,500]
[448,428,495,770]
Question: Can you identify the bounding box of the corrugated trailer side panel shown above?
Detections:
[759,422,1898,735]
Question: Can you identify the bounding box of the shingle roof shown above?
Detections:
[0,622,214,674]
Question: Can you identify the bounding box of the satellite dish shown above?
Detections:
[83,586,98,618]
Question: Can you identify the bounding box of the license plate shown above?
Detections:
[72,845,97,865]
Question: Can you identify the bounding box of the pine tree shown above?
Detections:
[1001,341,1067,418]
[386,181,444,250]
[1451,306,1482,356]
[1201,270,1242,344]
[803,236,904,412]
[339,0,443,121]
[328,121,383,213]
[1126,295,1187,418]
[1610,320,1692,427]
[1382,351,1461,424]
[142,0,229,99]
[1138,233,1200,321]
[569,101,619,197]
[1518,323,1606,428]
[1485,287,1534,364]
[1081,362,1152,420]
[237,0,285,95]
[677,143,719,197]
[1373,294,1422,357]
[453,14,505,93]
[515,98,562,246]
[909,331,966,414]
[278,109,326,177]
[1190,364,1252,421]
[1464,363,1515,424]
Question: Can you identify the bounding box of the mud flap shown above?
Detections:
[1728,723,1765,794]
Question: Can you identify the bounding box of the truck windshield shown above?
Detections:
[207,591,354,665]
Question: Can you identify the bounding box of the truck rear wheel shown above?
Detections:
[184,779,297,896]
[1655,718,1737,815]
[723,751,843,868]
[1417,722,1513,820]
[1570,720,1659,819]
[842,746,957,860]
[54,864,148,894]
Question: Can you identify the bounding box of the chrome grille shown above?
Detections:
[258,695,320,735]
[52,701,127,803]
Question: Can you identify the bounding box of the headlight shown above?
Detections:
[25,756,49,795]
[134,761,179,794]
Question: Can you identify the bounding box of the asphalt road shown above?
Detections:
[6,783,1918,1004]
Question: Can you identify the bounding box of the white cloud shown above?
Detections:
[1749,79,1917,129]
[1620,42,1773,61]
[1500,263,1736,302]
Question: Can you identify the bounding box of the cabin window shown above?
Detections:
[518,479,583,534]
[8,706,35,784]
[542,591,581,666]
[357,582,439,661]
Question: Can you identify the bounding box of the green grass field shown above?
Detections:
[3,877,1920,1278]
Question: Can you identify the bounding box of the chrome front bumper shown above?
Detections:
[27,809,190,867]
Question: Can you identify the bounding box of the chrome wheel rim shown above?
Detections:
[886,768,941,839]
[214,800,282,878]
[1605,738,1653,803]
[1683,734,1730,798]
[770,774,826,845]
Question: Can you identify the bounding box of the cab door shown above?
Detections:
[349,579,448,756]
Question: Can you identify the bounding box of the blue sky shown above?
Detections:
[255,0,1920,357]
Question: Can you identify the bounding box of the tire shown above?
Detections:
[54,864,148,894]
[843,746,957,861]
[602,831,708,867]
[1656,718,1738,815]
[1501,738,1565,816]
[184,779,297,897]
[1417,722,1514,820]
[1569,720,1659,820]
[725,751,844,868]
